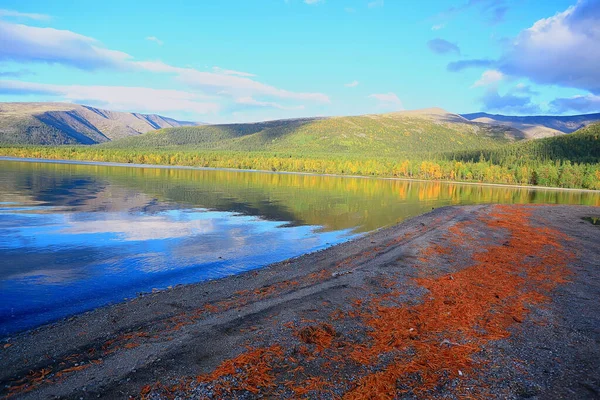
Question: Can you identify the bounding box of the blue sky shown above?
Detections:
[0,0,598,122]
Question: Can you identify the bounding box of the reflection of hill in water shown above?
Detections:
[1,160,599,233]
[0,163,167,214]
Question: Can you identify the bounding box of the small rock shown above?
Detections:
[332,270,352,277]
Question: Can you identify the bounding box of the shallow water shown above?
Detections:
[1,159,598,335]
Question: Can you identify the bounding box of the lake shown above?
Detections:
[1,158,599,336]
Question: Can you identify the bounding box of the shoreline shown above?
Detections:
[1,204,599,399]
[2,155,600,194]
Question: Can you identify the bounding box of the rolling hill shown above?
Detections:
[2,102,599,159]
[104,108,525,155]
[1,121,598,190]
[0,103,201,145]
[461,112,600,139]
[454,122,600,165]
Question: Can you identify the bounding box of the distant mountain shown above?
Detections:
[5,102,598,151]
[0,102,202,145]
[105,107,525,155]
[461,112,600,139]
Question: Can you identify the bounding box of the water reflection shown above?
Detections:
[0,160,598,335]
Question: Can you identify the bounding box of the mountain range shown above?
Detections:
[103,107,526,155]
[0,102,201,145]
[462,112,600,139]
[1,102,600,152]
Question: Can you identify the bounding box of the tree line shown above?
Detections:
[1,145,599,190]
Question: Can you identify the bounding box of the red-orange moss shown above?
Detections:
[344,205,573,399]
[169,205,573,399]
[195,345,284,396]
[296,323,337,352]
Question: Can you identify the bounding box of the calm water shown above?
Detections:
[1,159,599,335]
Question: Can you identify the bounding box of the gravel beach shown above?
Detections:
[1,204,599,399]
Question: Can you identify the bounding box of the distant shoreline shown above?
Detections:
[2,155,600,194]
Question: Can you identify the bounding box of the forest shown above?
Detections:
[1,122,599,190]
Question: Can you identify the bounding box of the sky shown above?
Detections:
[0,0,599,123]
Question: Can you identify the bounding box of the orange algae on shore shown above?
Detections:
[296,323,337,351]
[137,205,575,399]
[194,345,285,396]
[344,205,573,399]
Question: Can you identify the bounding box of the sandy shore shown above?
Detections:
[1,204,599,399]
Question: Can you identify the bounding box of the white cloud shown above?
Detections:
[368,0,384,8]
[236,96,304,110]
[345,7,356,13]
[212,66,256,77]
[498,0,600,94]
[145,36,163,46]
[0,19,330,113]
[134,61,330,103]
[0,80,220,115]
[0,21,131,69]
[0,9,50,20]
[431,24,445,31]
[304,0,324,4]
[472,69,504,87]
[62,215,215,241]
[512,82,539,95]
[368,92,403,109]
[344,80,359,87]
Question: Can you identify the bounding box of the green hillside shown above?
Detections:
[1,118,599,190]
[452,122,600,164]
[104,108,522,155]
